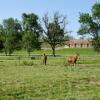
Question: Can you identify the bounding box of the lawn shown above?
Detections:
[0,48,100,100]
[0,48,97,55]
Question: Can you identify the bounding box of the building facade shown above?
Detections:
[65,39,92,48]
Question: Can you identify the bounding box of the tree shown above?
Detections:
[78,2,100,52]
[4,33,14,55]
[0,25,4,50]
[2,18,22,55]
[22,13,42,55]
[12,19,22,50]
[42,12,68,56]
[22,31,34,56]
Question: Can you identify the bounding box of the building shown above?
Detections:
[65,39,92,48]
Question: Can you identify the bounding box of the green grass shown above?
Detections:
[0,48,98,56]
[0,48,100,100]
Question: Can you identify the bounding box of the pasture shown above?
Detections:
[0,48,100,100]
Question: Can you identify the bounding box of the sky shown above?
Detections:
[0,0,99,39]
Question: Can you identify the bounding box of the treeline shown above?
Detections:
[0,13,43,56]
[0,12,68,56]
[0,2,100,56]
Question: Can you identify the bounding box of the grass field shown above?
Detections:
[0,48,98,56]
[0,48,100,100]
[16,48,99,55]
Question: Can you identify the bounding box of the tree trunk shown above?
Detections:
[5,49,7,56]
[28,50,31,57]
[97,39,100,53]
[95,34,100,53]
[52,47,56,57]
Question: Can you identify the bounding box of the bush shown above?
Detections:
[22,60,34,66]
[30,56,35,60]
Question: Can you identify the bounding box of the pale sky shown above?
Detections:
[0,0,99,38]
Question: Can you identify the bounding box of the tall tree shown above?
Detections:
[2,18,22,55]
[42,12,68,56]
[22,31,34,56]
[22,13,42,55]
[78,2,100,52]
[0,25,4,50]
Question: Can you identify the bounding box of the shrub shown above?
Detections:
[22,60,34,66]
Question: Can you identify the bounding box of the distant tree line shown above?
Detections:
[0,12,68,56]
[0,2,100,56]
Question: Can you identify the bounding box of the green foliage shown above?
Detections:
[78,2,100,53]
[92,2,100,19]
[22,13,42,55]
[0,25,4,50]
[22,13,38,31]
[0,18,22,55]
[79,13,92,24]
[22,31,35,56]
[43,12,68,56]
[4,33,14,55]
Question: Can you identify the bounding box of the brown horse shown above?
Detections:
[41,53,47,65]
[67,53,79,66]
